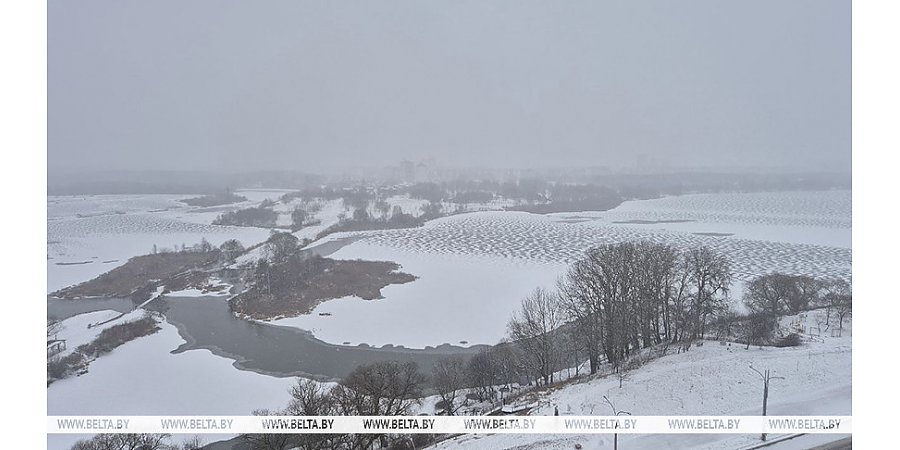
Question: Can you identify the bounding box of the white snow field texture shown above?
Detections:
[274,190,850,348]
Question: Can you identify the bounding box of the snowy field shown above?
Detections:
[49,309,148,359]
[277,191,850,348]
[431,315,851,450]
[565,190,850,248]
[354,192,851,281]
[47,195,272,293]
[271,243,567,348]
[47,315,307,450]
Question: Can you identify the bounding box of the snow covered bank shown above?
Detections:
[429,328,851,450]
[47,316,303,450]
[48,195,272,293]
[270,242,567,348]
[49,309,147,358]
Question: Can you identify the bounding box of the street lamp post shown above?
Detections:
[749,365,785,442]
[603,396,631,450]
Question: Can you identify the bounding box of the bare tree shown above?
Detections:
[177,436,205,450]
[254,258,273,299]
[466,342,522,404]
[744,274,793,316]
[264,231,300,263]
[286,378,338,450]
[791,276,823,313]
[69,434,171,450]
[199,237,213,253]
[823,279,852,331]
[833,292,852,333]
[742,313,778,349]
[557,241,736,372]
[633,242,679,347]
[560,243,640,369]
[508,287,565,385]
[558,242,722,372]
[556,325,584,379]
[681,247,732,345]
[242,409,291,450]
[745,273,823,315]
[334,361,424,416]
[219,239,245,262]
[467,349,499,402]
[432,355,468,415]
[288,378,336,416]
[558,270,604,374]
[332,361,424,450]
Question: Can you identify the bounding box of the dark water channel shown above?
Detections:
[47,236,482,382]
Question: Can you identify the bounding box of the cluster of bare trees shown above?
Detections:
[431,355,468,416]
[244,361,425,450]
[427,344,528,416]
[508,242,734,379]
[745,273,825,315]
[462,345,522,404]
[823,279,853,331]
[431,242,735,403]
[70,434,203,450]
[218,238,245,262]
[506,243,854,383]
[507,287,567,384]
[744,273,852,333]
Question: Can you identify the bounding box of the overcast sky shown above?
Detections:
[48,0,850,174]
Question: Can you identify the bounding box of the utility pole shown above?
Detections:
[603,396,631,450]
[750,365,785,441]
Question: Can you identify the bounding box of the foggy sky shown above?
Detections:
[48,0,850,174]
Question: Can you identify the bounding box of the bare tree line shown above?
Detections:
[243,361,426,450]
[70,433,203,450]
[508,242,733,380]
[507,242,851,384]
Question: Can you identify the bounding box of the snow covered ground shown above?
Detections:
[271,242,567,347]
[355,209,850,282]
[559,190,851,249]
[164,276,233,298]
[49,309,148,358]
[47,195,271,293]
[47,315,305,450]
[429,316,851,450]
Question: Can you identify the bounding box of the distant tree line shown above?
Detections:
[213,204,278,228]
[180,189,247,207]
[314,204,433,240]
